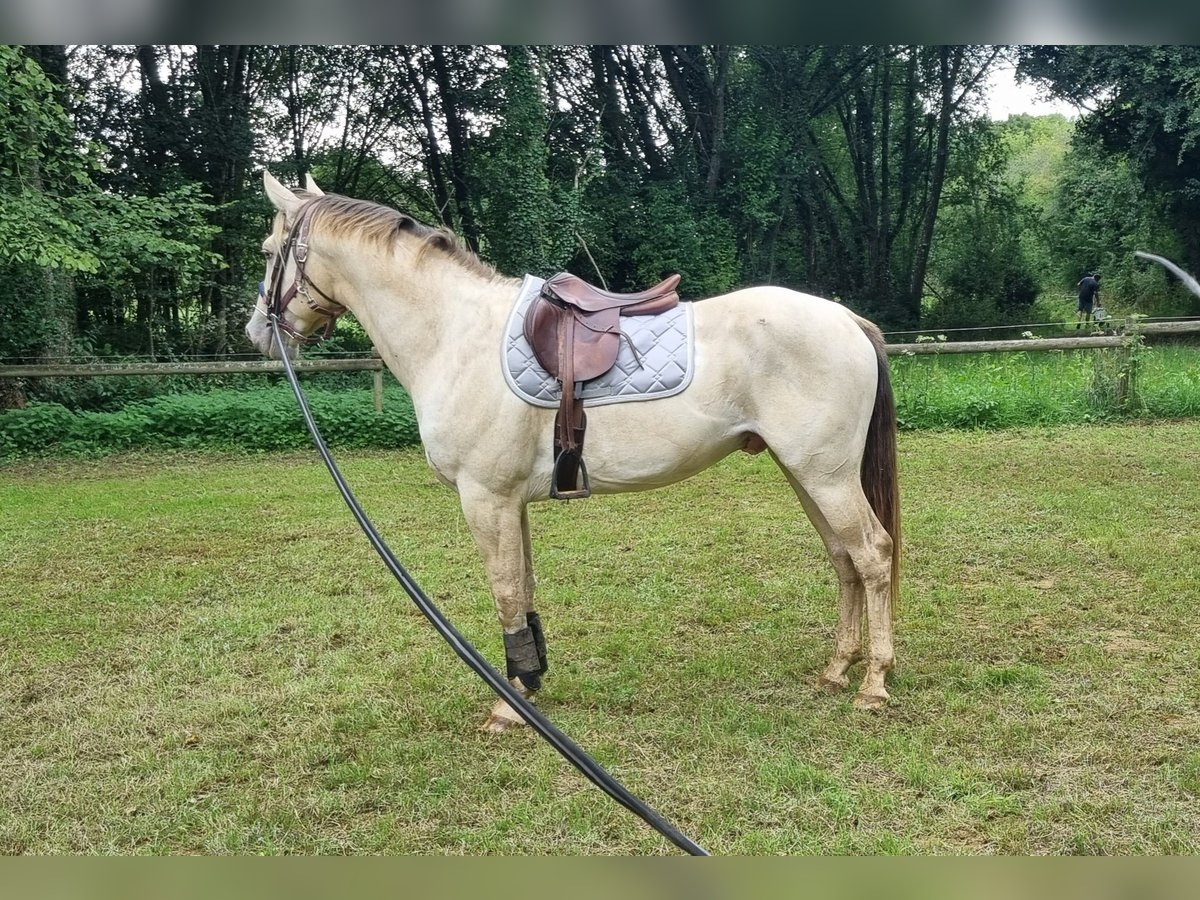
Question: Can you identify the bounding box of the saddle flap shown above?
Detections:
[567,313,622,381]
[524,300,623,383]
[523,296,562,378]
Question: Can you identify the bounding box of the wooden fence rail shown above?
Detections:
[0,357,388,413]
[886,320,1200,354]
[1,322,1197,414]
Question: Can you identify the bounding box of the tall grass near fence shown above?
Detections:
[892,345,1200,430]
[0,385,419,458]
[2,345,1200,459]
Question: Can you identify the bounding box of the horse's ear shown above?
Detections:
[304,173,325,196]
[263,169,301,218]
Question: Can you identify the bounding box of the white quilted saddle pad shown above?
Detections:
[502,274,695,409]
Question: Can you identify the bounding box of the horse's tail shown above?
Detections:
[851,314,901,611]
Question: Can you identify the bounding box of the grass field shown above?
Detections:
[3,423,1200,855]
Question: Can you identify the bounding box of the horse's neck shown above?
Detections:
[339,253,516,392]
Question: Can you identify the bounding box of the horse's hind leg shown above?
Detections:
[779,467,895,709]
[777,470,864,690]
[814,535,867,693]
[457,482,544,733]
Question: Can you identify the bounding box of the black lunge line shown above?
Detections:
[269,317,709,857]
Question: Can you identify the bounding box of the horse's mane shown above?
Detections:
[292,190,501,281]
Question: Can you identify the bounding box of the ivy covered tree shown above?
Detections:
[475,46,557,275]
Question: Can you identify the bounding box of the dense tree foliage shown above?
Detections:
[1,43,1198,406]
[0,43,216,408]
[1016,46,1200,315]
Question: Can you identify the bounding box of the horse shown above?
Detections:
[246,171,901,732]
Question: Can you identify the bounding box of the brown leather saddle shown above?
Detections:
[523,271,681,499]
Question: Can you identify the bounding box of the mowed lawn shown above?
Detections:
[2,422,1199,855]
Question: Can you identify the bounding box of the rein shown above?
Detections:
[263,233,709,856]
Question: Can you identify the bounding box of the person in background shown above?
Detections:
[1076,272,1101,329]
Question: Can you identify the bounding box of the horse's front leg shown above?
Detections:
[458,482,544,733]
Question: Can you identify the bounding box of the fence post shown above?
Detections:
[372,348,384,414]
[1115,318,1145,413]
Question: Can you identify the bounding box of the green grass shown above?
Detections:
[2,423,1200,854]
[4,344,1200,460]
[0,385,420,458]
[892,344,1200,428]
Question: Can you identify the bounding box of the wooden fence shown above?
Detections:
[0,322,1197,414]
[884,321,1200,411]
[0,356,388,413]
[885,320,1200,354]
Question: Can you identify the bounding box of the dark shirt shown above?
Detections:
[1077,276,1100,302]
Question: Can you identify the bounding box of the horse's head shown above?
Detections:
[246,171,346,359]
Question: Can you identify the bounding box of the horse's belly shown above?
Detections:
[577,399,746,493]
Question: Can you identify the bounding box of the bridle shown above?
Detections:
[257,198,346,345]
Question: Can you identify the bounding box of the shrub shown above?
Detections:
[0,386,419,459]
[4,345,1200,459]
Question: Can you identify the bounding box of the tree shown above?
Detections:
[720,46,1006,323]
[184,45,259,353]
[0,46,217,408]
[1019,46,1200,272]
[60,45,256,354]
[475,46,557,275]
[256,45,440,213]
[997,112,1074,294]
[10,40,1143,384]
[0,46,103,276]
[1044,139,1188,315]
[926,119,1039,326]
[0,43,100,408]
[905,46,1006,320]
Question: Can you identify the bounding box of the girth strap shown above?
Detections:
[552,308,589,499]
[523,271,682,501]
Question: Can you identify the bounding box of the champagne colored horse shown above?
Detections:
[247,172,901,731]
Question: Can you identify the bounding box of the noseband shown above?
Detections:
[261,199,346,344]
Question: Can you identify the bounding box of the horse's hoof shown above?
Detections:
[480,713,526,734]
[817,674,849,693]
[852,691,889,711]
